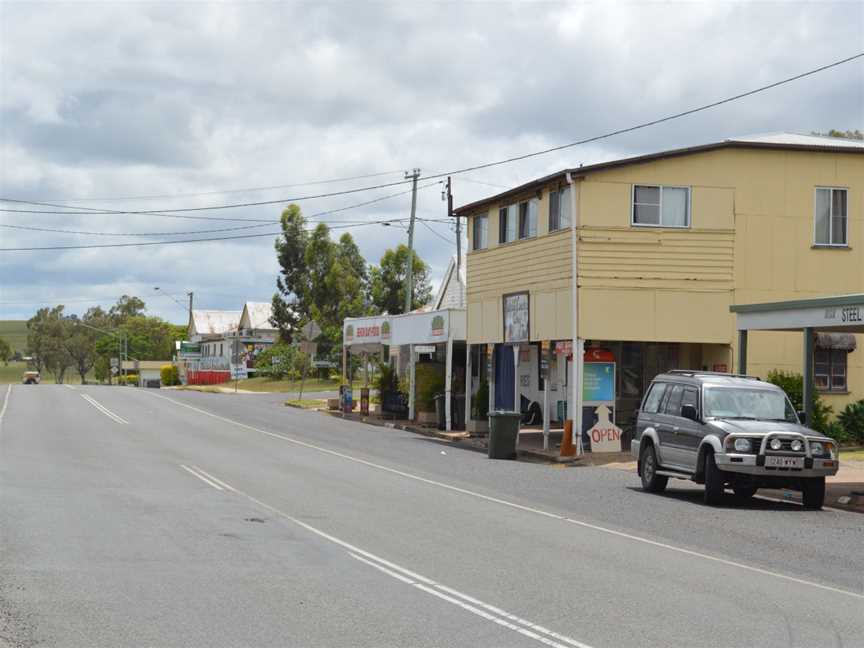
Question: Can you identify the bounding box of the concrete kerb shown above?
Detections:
[320,409,599,464]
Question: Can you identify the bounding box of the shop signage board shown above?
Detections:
[415,345,435,354]
[586,404,623,453]
[344,310,451,347]
[503,292,529,343]
[583,362,615,403]
[230,364,248,380]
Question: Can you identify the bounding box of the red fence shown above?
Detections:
[186,370,231,385]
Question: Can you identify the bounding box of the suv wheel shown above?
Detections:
[703,450,725,506]
[640,443,668,493]
[801,477,825,510]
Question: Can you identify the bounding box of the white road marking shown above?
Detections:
[191,465,236,491]
[190,465,590,648]
[150,392,864,601]
[0,385,11,428]
[179,464,224,491]
[80,393,129,425]
[63,384,76,390]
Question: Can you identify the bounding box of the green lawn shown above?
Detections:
[285,398,328,409]
[0,361,97,385]
[840,448,864,462]
[0,320,28,354]
[235,376,365,393]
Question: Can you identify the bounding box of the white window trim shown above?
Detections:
[630,184,692,229]
[813,186,849,248]
[472,214,488,251]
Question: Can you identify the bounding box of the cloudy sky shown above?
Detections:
[1,0,862,322]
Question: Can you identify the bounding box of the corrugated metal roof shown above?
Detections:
[189,310,241,336]
[240,302,275,330]
[453,132,864,215]
[728,132,864,149]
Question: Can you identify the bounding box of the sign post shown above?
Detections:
[298,320,321,402]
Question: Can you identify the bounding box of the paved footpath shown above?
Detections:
[1,385,862,648]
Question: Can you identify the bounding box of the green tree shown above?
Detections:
[272,204,309,342]
[811,129,863,140]
[26,306,74,383]
[109,295,146,323]
[0,337,11,365]
[369,244,432,315]
[63,309,103,384]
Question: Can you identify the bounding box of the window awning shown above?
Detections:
[815,332,857,351]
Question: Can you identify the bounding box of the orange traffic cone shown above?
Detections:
[560,420,576,457]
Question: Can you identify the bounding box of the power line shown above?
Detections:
[41,169,406,202]
[0,217,414,251]
[419,218,455,245]
[2,52,859,219]
[0,178,414,215]
[421,52,864,181]
[0,183,441,235]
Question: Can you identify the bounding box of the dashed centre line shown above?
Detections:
[80,393,129,425]
[151,391,863,602]
[178,463,591,648]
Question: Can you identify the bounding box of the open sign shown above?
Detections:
[587,405,622,453]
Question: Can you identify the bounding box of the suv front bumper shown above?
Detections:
[715,452,838,477]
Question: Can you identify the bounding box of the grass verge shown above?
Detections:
[285,399,327,409]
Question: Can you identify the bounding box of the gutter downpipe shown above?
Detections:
[566,172,583,456]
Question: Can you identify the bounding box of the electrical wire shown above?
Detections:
[0,183,442,238]
[419,219,455,245]
[42,169,406,202]
[421,52,864,181]
[0,217,414,251]
[2,52,859,217]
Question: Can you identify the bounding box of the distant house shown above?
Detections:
[239,302,278,342]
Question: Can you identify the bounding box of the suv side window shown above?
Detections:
[664,384,684,415]
[642,383,667,413]
[681,387,699,416]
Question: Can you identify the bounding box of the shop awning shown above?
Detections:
[815,332,857,351]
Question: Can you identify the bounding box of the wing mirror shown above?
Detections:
[681,404,699,422]
[796,410,807,424]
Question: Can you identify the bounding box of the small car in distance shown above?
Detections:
[22,371,41,385]
[632,371,839,509]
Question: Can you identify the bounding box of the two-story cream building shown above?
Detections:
[454,133,863,448]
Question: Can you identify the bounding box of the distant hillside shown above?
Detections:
[0,320,28,354]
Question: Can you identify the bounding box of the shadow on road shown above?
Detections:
[624,486,807,512]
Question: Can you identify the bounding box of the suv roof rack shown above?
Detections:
[665,370,761,381]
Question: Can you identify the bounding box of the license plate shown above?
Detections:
[765,456,804,468]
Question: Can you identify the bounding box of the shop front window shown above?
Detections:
[815,349,848,392]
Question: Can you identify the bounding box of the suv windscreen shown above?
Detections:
[702,387,798,423]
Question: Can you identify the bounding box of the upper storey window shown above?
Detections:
[632,185,690,228]
[814,187,848,247]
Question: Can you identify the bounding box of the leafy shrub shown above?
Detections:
[119,373,139,386]
[823,421,855,445]
[160,364,180,386]
[765,370,832,433]
[256,344,310,381]
[415,362,444,412]
[837,399,864,444]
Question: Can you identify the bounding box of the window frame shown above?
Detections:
[631,184,692,229]
[815,348,848,393]
[472,214,488,251]
[518,199,538,240]
[641,382,667,414]
[548,186,572,232]
[813,186,849,247]
[498,204,518,244]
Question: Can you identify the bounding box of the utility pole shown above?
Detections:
[404,168,421,314]
[446,176,461,292]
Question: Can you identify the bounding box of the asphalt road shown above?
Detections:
[1,384,862,648]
